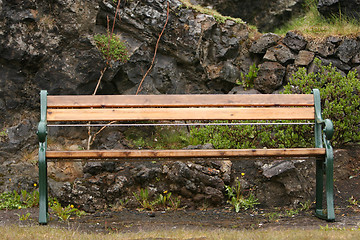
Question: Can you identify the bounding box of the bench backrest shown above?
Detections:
[44,94,316,122]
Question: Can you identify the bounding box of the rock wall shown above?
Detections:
[0,0,360,211]
[250,31,360,94]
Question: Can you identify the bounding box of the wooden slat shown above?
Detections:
[46,148,326,159]
[47,94,314,108]
[47,107,315,121]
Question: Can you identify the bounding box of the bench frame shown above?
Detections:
[37,89,335,224]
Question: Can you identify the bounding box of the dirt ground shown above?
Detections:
[1,147,360,234]
[0,198,359,234]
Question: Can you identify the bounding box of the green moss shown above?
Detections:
[179,0,246,25]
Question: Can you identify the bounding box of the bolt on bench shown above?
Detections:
[37,89,335,224]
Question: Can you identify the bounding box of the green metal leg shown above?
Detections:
[315,158,324,217]
[325,149,335,221]
[315,148,335,222]
[39,143,48,224]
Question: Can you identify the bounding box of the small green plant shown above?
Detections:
[168,195,181,210]
[0,128,7,137]
[347,196,360,209]
[266,212,281,221]
[112,198,130,211]
[0,190,39,210]
[283,58,360,146]
[0,128,7,142]
[153,191,172,209]
[16,212,31,221]
[285,208,299,217]
[94,33,129,64]
[236,63,259,90]
[133,188,154,211]
[320,224,347,231]
[49,201,85,221]
[133,189,181,211]
[152,191,181,210]
[299,200,313,211]
[225,178,259,212]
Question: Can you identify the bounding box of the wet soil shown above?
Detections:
[1,146,360,234]
[1,200,359,234]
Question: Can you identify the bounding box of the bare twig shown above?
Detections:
[89,121,118,147]
[93,66,108,95]
[87,0,122,150]
[136,1,170,95]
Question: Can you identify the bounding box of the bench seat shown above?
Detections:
[46,148,326,160]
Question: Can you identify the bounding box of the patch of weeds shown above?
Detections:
[15,212,31,221]
[0,190,39,210]
[199,200,210,211]
[266,212,281,222]
[236,63,259,90]
[133,188,181,211]
[285,208,299,217]
[49,200,86,222]
[153,191,172,209]
[225,177,259,212]
[347,196,360,211]
[133,188,154,211]
[299,200,313,211]
[112,198,130,211]
[153,191,181,210]
[320,224,347,231]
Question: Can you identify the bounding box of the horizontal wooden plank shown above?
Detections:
[47,94,314,108]
[46,148,326,159]
[47,107,315,121]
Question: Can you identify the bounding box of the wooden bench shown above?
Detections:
[37,89,335,224]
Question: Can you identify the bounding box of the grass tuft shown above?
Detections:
[179,0,246,25]
[274,0,360,37]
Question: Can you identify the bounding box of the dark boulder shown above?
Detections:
[282,31,307,52]
[255,61,286,93]
[250,33,281,54]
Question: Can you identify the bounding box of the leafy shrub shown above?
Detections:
[125,126,193,150]
[283,58,360,146]
[191,58,360,148]
[94,33,129,64]
[190,121,312,149]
